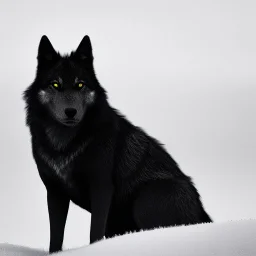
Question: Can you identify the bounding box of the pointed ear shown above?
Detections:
[37,35,59,64]
[74,35,93,62]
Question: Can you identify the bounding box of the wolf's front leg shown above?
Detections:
[47,189,70,253]
[89,181,113,244]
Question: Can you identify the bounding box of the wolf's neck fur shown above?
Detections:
[45,125,79,151]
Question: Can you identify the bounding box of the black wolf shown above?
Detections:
[23,35,212,253]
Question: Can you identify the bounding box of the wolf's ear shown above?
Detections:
[74,35,93,62]
[37,35,59,65]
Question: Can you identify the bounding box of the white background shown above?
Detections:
[0,0,255,250]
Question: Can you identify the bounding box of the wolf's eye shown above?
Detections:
[77,82,84,89]
[52,83,59,88]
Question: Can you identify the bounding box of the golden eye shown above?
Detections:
[53,83,59,88]
[78,83,84,88]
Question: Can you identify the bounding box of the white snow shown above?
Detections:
[0,243,47,256]
[1,219,256,256]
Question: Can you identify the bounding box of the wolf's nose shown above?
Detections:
[65,108,77,118]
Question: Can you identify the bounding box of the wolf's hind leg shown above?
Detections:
[133,179,212,230]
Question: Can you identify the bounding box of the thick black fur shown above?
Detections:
[23,35,212,253]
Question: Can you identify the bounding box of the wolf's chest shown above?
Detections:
[39,152,74,181]
[36,144,92,210]
[37,141,89,182]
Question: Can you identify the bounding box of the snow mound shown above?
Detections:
[1,219,256,256]
[0,243,47,256]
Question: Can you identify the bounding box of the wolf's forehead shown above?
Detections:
[48,69,81,85]
[49,60,83,81]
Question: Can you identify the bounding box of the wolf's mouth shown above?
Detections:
[62,119,80,127]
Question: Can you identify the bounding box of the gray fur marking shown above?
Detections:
[38,90,50,104]
[38,139,91,181]
[86,91,95,104]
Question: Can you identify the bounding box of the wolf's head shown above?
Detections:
[23,35,107,129]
